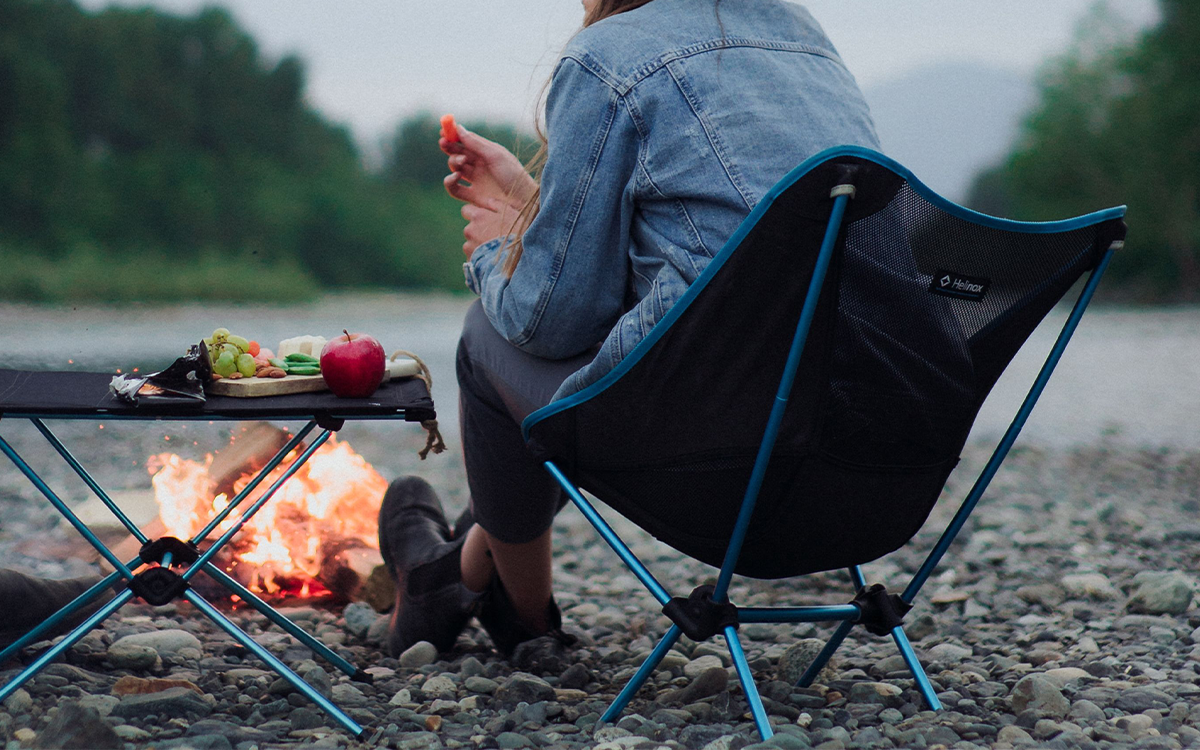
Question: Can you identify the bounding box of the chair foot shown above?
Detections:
[724,626,773,740]
[890,626,941,710]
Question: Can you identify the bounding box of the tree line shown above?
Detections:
[0,0,534,302]
[2,0,1194,303]
[968,0,1199,302]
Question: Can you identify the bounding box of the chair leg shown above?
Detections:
[796,619,854,688]
[725,625,773,740]
[602,625,682,724]
[890,626,941,710]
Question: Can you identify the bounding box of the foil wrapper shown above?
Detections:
[109,341,212,407]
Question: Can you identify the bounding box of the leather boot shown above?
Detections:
[378,477,476,656]
[476,574,575,656]
[0,570,116,652]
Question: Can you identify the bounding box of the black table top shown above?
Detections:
[0,369,435,423]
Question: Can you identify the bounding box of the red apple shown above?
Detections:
[320,330,386,398]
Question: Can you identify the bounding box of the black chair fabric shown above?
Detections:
[527,153,1125,579]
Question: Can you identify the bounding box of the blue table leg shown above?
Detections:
[200,563,365,680]
[184,590,366,738]
[0,590,135,704]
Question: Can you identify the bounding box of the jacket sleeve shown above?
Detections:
[465,57,639,360]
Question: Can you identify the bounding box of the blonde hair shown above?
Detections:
[500,0,656,277]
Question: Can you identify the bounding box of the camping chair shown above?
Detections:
[522,146,1126,740]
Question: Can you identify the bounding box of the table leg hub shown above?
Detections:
[130,566,190,606]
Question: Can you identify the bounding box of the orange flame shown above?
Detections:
[148,437,386,598]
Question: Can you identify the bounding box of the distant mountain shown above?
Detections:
[862,63,1036,203]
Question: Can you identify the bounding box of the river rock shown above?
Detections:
[31,702,122,750]
[1060,573,1121,600]
[512,635,570,675]
[105,641,160,670]
[398,640,439,669]
[184,719,272,746]
[303,665,332,698]
[777,639,836,685]
[494,672,555,705]
[848,681,904,707]
[659,666,729,705]
[1126,570,1196,614]
[152,736,233,750]
[927,643,973,664]
[111,686,213,720]
[684,654,725,679]
[1041,667,1092,687]
[110,628,202,656]
[342,601,379,638]
[421,674,457,699]
[1010,674,1070,718]
[465,676,499,694]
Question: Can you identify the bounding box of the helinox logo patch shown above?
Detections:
[929,269,990,301]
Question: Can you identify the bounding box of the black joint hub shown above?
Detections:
[851,583,912,637]
[131,566,190,606]
[138,536,200,566]
[351,669,374,684]
[315,414,345,432]
[661,584,739,642]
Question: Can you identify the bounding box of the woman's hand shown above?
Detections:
[460,198,521,259]
[441,126,538,210]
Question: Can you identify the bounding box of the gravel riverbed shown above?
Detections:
[1,420,1199,750]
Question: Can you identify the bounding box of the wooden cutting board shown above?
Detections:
[208,358,421,398]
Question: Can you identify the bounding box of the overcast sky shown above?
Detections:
[77,0,1160,149]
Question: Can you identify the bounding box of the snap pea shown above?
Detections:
[268,358,290,372]
[284,352,320,364]
[287,365,321,376]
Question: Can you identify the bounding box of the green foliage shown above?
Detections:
[0,243,320,303]
[0,0,528,301]
[967,0,1200,300]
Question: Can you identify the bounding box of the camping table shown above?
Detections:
[0,368,436,738]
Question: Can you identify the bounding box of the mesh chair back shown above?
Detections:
[526,148,1125,579]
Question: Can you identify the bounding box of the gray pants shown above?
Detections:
[456,300,597,544]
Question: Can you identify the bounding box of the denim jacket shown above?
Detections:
[463,0,879,400]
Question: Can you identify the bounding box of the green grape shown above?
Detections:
[221,343,239,358]
[213,352,237,377]
[227,335,250,354]
[236,353,257,378]
[212,327,230,340]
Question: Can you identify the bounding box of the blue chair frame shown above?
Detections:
[524,146,1126,740]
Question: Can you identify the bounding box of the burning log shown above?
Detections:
[317,538,392,612]
[208,422,302,500]
[131,425,390,609]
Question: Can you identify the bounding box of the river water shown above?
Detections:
[2,294,1197,448]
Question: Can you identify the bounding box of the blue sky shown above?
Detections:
[76,0,1159,149]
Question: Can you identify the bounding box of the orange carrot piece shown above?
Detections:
[440,114,460,143]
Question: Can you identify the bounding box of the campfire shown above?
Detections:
[145,423,391,607]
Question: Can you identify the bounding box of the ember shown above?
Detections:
[147,426,388,602]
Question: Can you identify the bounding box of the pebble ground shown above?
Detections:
[1,421,1199,750]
